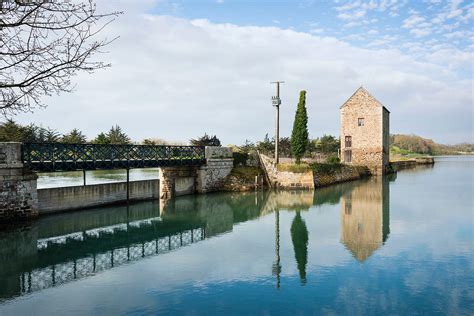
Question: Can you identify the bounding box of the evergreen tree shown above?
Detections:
[0,119,24,142]
[23,124,41,142]
[106,125,131,144]
[291,90,309,163]
[62,128,87,143]
[93,132,110,144]
[38,127,60,142]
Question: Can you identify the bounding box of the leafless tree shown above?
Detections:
[0,0,121,115]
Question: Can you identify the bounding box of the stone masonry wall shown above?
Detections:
[0,143,38,222]
[313,165,366,187]
[158,166,198,199]
[197,147,233,193]
[259,154,314,189]
[159,147,234,199]
[340,87,389,175]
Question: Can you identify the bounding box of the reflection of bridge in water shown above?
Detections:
[0,201,209,301]
[22,220,205,295]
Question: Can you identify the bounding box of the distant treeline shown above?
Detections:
[0,120,131,144]
[390,134,473,155]
[0,120,214,146]
[2,120,471,155]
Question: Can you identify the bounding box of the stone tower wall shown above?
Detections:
[340,88,389,174]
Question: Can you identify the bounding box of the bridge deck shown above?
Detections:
[22,143,206,172]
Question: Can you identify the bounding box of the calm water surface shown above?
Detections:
[37,168,160,189]
[0,157,472,315]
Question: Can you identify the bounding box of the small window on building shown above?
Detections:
[358,118,365,126]
[345,136,352,148]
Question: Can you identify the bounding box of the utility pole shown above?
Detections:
[271,81,284,164]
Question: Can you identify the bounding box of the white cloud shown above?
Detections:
[447,8,463,18]
[14,4,473,144]
[310,28,324,34]
[337,9,367,20]
[410,28,433,37]
[403,14,426,28]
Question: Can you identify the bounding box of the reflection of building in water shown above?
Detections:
[340,177,390,262]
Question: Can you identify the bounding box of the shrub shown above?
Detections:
[190,133,221,146]
[326,156,340,164]
[310,162,342,174]
[230,166,261,181]
[233,152,249,167]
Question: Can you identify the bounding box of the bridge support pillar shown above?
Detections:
[158,166,198,200]
[196,147,233,193]
[0,143,38,223]
[159,147,234,200]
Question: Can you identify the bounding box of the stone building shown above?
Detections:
[340,87,390,175]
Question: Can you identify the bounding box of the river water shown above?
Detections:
[0,157,472,315]
[37,168,160,189]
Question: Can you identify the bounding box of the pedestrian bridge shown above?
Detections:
[0,142,234,221]
[21,143,206,172]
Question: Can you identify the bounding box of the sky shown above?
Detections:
[13,0,474,145]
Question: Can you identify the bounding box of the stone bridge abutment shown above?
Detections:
[159,146,233,199]
[0,143,38,222]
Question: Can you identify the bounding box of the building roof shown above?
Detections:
[340,86,390,113]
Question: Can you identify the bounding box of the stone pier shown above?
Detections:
[159,146,233,199]
[0,143,38,222]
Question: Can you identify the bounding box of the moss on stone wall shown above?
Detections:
[277,163,311,173]
[312,163,366,188]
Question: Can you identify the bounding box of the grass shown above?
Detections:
[230,166,262,181]
[276,163,311,173]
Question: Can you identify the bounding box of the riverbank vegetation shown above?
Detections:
[390,134,473,156]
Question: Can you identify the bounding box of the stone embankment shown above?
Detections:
[259,154,314,189]
[222,166,265,191]
[258,153,368,190]
[389,157,434,172]
[313,164,369,188]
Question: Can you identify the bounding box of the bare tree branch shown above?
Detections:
[0,0,122,115]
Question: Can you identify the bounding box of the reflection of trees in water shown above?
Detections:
[291,211,309,285]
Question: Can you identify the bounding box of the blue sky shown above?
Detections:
[15,0,473,144]
[150,0,473,64]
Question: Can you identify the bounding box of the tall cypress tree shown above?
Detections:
[291,90,309,164]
